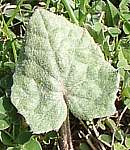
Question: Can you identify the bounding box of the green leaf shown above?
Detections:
[119,0,130,13]
[93,22,103,33]
[98,134,112,147]
[117,48,128,69]
[4,62,15,70]
[11,9,119,133]
[115,129,124,142]
[125,134,130,148]
[85,24,99,43]
[0,98,6,114]
[7,138,42,150]
[0,120,9,130]
[0,131,15,146]
[93,22,105,44]
[124,98,130,109]
[0,98,9,130]
[4,8,24,22]
[123,22,130,34]
[114,143,128,150]
[22,138,42,150]
[108,27,121,37]
[119,0,130,21]
[121,40,130,64]
[122,87,130,98]
[105,118,117,131]
[15,132,32,145]
[102,35,111,59]
[104,0,119,26]
[80,142,90,150]
[97,119,106,130]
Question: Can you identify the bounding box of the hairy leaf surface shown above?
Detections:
[11,9,119,133]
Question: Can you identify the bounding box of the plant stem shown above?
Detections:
[59,95,74,150]
[62,0,78,25]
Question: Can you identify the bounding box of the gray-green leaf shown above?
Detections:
[11,9,119,133]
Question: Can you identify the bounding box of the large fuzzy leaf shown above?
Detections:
[11,9,119,133]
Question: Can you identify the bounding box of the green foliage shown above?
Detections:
[125,134,130,149]
[7,138,42,150]
[79,142,90,150]
[0,98,9,130]
[21,138,42,150]
[98,134,112,147]
[108,27,121,37]
[114,143,128,150]
[104,0,119,26]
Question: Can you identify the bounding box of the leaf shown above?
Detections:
[117,48,129,79]
[80,142,90,150]
[119,0,130,21]
[119,0,130,13]
[114,143,128,150]
[7,138,42,150]
[93,22,105,44]
[98,134,112,147]
[125,134,130,148]
[102,35,111,60]
[85,24,99,43]
[118,49,128,68]
[105,118,117,131]
[15,131,32,145]
[115,129,124,142]
[22,138,42,150]
[108,27,121,37]
[123,21,130,34]
[97,119,106,130]
[4,62,15,70]
[11,9,119,133]
[5,138,41,150]
[0,98,6,114]
[122,87,130,98]
[0,131,15,146]
[120,39,130,64]
[0,98,9,130]
[122,73,130,97]
[0,120,9,130]
[104,0,119,26]
[124,98,130,109]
